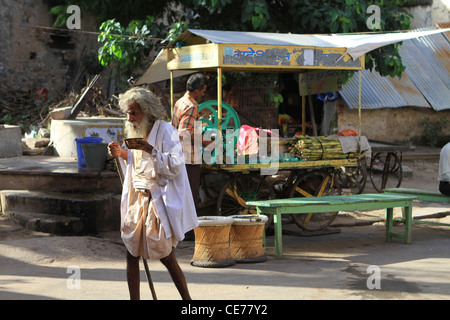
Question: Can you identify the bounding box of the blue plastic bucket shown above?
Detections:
[75,137,103,167]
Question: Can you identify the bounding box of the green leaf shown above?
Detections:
[252,16,260,29]
[330,11,339,22]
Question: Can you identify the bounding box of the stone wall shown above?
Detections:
[0,0,99,101]
[334,1,450,144]
[405,0,450,28]
[335,98,450,144]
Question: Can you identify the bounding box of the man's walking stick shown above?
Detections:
[115,157,158,300]
[142,258,158,300]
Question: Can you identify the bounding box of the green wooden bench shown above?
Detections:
[247,193,416,259]
[384,187,450,203]
[384,188,450,227]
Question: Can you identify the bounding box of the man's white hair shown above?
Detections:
[118,87,168,121]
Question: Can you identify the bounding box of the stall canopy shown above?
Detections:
[136,49,194,85]
[136,28,450,85]
[168,28,450,60]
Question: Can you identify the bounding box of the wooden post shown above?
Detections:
[358,70,362,150]
[170,70,174,120]
[308,95,317,136]
[301,96,306,136]
[217,67,223,133]
[217,68,223,163]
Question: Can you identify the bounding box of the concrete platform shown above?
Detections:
[401,146,440,160]
[0,155,121,194]
[0,155,122,235]
[50,117,124,158]
[1,190,120,234]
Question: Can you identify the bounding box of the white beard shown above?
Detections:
[124,117,152,139]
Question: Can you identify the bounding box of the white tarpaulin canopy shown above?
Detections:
[137,28,450,85]
[182,28,450,60]
[136,50,194,85]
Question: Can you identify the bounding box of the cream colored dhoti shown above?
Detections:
[121,150,178,260]
[121,188,178,260]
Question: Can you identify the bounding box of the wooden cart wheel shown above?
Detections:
[336,158,367,194]
[271,177,293,199]
[288,170,341,231]
[369,152,402,193]
[217,174,274,228]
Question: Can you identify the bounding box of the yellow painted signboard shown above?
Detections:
[167,43,364,71]
[220,44,362,70]
[167,44,218,70]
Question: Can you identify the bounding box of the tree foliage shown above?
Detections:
[49,0,176,26]
[180,0,412,78]
[51,0,414,85]
[97,17,166,88]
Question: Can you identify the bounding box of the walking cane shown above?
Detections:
[142,257,158,300]
[115,156,158,300]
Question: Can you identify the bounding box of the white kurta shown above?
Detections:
[439,142,450,182]
[119,120,198,259]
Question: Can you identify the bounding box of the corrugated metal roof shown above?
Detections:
[340,68,431,110]
[411,32,450,89]
[340,32,450,111]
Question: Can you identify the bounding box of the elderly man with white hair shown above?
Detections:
[108,87,198,300]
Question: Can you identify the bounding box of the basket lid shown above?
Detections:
[197,216,234,226]
[231,214,268,225]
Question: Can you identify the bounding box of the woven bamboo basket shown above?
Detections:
[230,215,268,263]
[191,216,235,268]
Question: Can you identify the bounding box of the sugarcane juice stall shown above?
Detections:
[164,30,367,232]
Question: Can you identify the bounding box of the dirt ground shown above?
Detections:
[375,158,440,191]
[332,158,444,224]
[1,158,449,301]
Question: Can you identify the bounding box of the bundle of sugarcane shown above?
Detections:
[285,136,359,160]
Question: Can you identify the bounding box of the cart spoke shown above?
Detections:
[217,174,274,228]
[294,186,314,197]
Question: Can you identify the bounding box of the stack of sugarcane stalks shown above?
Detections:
[286,136,359,160]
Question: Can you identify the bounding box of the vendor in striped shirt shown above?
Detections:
[172,73,208,206]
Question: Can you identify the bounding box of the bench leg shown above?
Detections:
[403,205,412,244]
[258,208,266,248]
[385,206,412,244]
[273,211,283,259]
